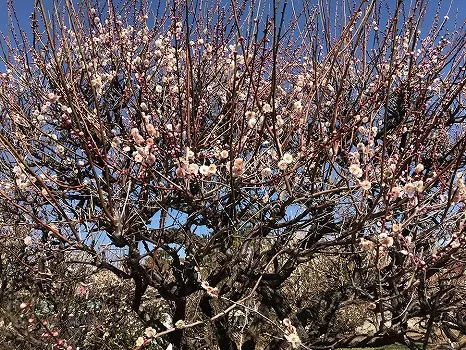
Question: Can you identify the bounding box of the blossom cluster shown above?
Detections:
[282,318,301,348]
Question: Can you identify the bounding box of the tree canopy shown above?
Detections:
[0,0,465,349]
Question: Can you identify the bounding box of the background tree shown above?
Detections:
[0,0,465,349]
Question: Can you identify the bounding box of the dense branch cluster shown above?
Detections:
[0,0,465,349]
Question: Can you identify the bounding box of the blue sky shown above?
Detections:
[1,0,462,73]
[1,0,465,37]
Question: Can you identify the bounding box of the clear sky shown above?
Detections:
[1,0,465,35]
[0,0,464,64]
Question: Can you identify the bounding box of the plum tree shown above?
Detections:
[0,0,465,349]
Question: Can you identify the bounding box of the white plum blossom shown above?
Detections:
[349,163,363,178]
[219,150,229,159]
[415,163,425,173]
[278,160,288,170]
[404,182,417,198]
[360,180,372,191]
[144,327,157,338]
[390,186,403,199]
[282,153,293,164]
[261,167,272,178]
[284,332,301,349]
[262,103,272,113]
[23,236,32,246]
[282,318,301,348]
[135,337,145,347]
[199,165,210,176]
[247,117,257,128]
[186,147,195,160]
[392,223,402,232]
[360,238,375,250]
[208,164,217,175]
[293,100,303,111]
[379,232,394,247]
[188,163,199,176]
[175,320,186,329]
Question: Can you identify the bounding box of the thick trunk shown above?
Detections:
[200,295,238,350]
[169,297,187,349]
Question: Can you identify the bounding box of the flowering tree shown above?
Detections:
[0,0,465,349]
